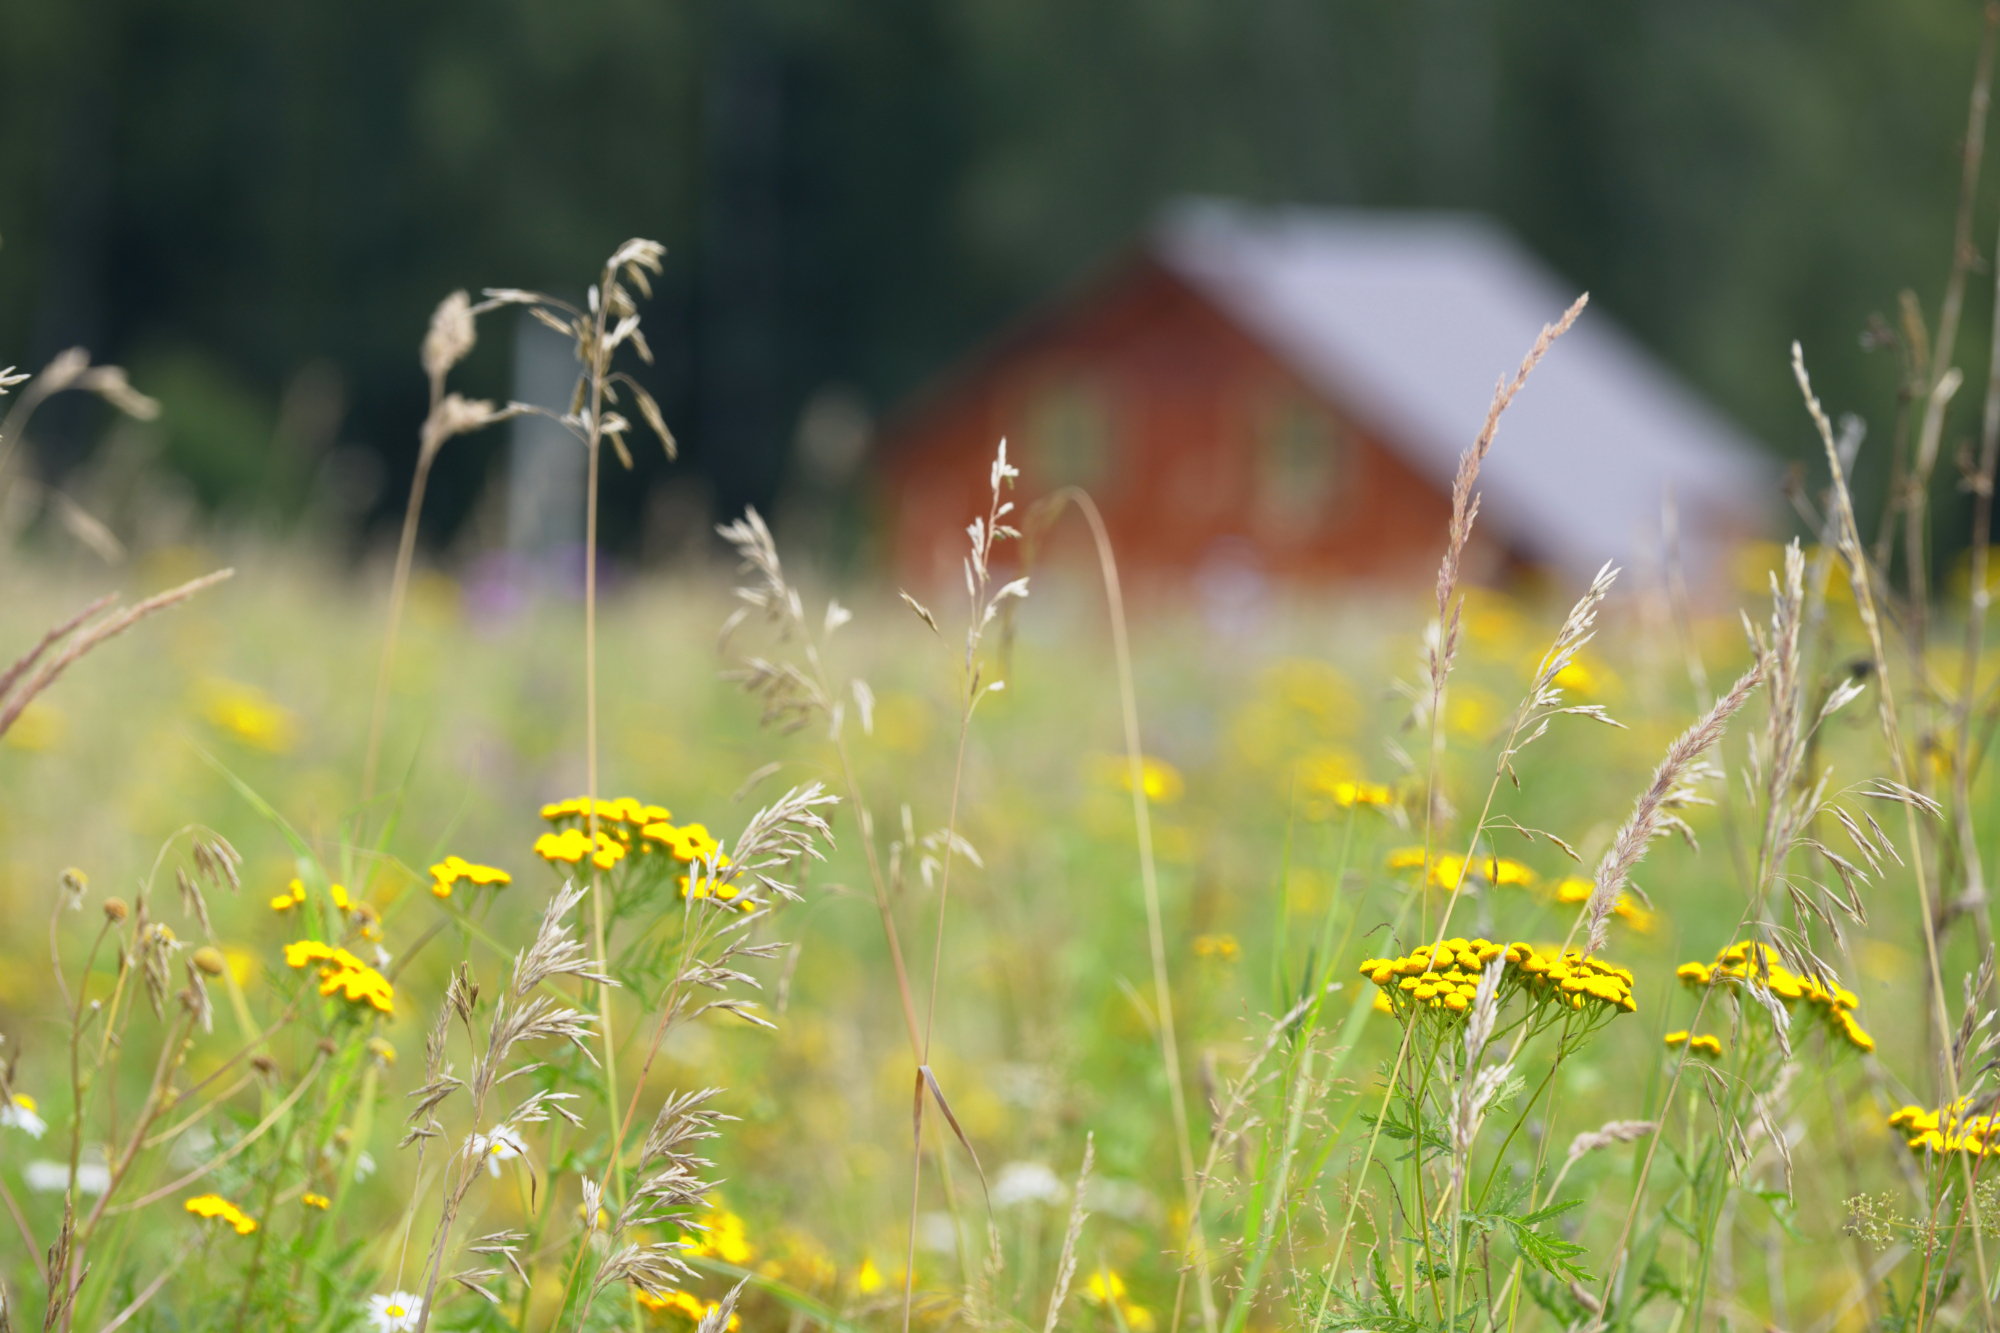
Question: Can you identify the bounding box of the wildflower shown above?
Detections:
[302,1192,330,1209]
[365,1291,424,1332]
[1555,877,1652,931]
[992,1161,1066,1208]
[1083,1268,1156,1332]
[367,1037,397,1066]
[284,940,395,1017]
[184,1193,257,1235]
[679,864,751,912]
[534,827,626,870]
[1663,1031,1723,1057]
[541,795,670,825]
[1358,939,1637,1021]
[2,1093,47,1138]
[1674,942,1870,1053]
[635,1290,742,1330]
[853,1258,884,1294]
[1385,849,1536,890]
[200,679,300,754]
[429,854,511,898]
[468,1125,529,1176]
[682,1202,754,1265]
[270,877,308,912]
[1890,1099,1996,1156]
[1191,934,1240,961]
[642,821,722,863]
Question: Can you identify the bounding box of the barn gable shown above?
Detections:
[878,201,1770,592]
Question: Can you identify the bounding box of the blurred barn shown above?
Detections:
[876,200,1771,595]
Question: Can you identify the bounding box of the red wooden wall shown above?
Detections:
[876,257,1512,596]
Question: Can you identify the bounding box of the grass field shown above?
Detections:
[0,488,1988,1333]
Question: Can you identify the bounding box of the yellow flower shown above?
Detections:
[284,940,394,1017]
[2,699,65,751]
[429,855,511,898]
[641,821,722,863]
[302,1192,330,1209]
[1092,755,1184,803]
[269,877,309,912]
[1553,878,1652,931]
[1358,939,1636,1020]
[541,796,671,825]
[1387,849,1535,890]
[1192,934,1240,961]
[680,1202,754,1265]
[1675,941,1870,1053]
[200,680,300,754]
[679,863,751,913]
[636,1290,740,1330]
[1082,1268,1155,1332]
[329,883,352,913]
[853,1258,884,1294]
[184,1193,257,1235]
[534,828,626,870]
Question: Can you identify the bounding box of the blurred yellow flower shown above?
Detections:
[429,855,511,898]
[853,1257,884,1294]
[642,821,721,863]
[534,827,625,871]
[636,1290,740,1330]
[1091,755,1184,803]
[200,680,300,754]
[681,1200,754,1265]
[1083,1268,1155,1332]
[302,1192,330,1210]
[1192,934,1240,961]
[284,940,394,1016]
[1,699,64,751]
[1553,877,1652,931]
[269,877,308,912]
[185,1193,257,1235]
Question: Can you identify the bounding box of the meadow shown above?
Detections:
[1,398,1994,1333]
[1,117,1999,1332]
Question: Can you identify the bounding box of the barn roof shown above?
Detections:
[1154,199,1772,583]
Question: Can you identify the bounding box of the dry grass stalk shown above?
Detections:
[0,570,234,742]
[1586,663,1762,953]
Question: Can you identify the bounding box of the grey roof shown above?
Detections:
[1154,199,1773,583]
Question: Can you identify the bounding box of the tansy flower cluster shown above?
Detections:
[535,795,731,884]
[1358,939,1637,1018]
[635,1289,743,1330]
[185,1193,257,1235]
[285,941,395,1017]
[1386,848,1537,890]
[1888,1099,2000,1156]
[428,855,510,898]
[1663,1031,1723,1057]
[1674,942,1873,1053]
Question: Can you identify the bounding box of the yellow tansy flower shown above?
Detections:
[185,1193,257,1235]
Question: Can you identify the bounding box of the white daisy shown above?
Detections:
[468,1125,529,1177]
[365,1291,424,1332]
[1,1094,47,1139]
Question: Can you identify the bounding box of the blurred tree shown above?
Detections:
[0,0,1987,565]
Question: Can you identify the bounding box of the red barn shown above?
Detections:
[877,201,1769,595]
